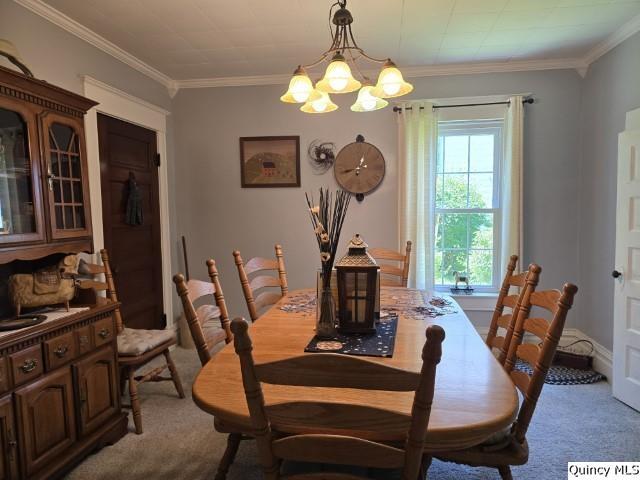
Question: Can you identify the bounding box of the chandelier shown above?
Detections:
[280,0,413,114]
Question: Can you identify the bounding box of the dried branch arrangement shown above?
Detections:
[305,188,351,290]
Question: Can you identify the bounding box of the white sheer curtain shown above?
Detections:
[501,95,524,271]
[397,101,438,289]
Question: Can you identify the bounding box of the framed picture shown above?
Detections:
[239,136,300,188]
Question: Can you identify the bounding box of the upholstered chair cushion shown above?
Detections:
[118,327,176,356]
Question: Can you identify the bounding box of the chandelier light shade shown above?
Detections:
[280,66,315,103]
[279,0,413,114]
[351,85,388,112]
[371,60,414,99]
[300,90,338,114]
[316,53,361,94]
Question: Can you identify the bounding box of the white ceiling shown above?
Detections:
[40,0,640,81]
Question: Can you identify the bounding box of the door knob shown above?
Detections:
[612,270,623,279]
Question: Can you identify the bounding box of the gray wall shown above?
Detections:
[579,31,640,351]
[172,69,583,326]
[0,0,181,313]
[0,0,171,110]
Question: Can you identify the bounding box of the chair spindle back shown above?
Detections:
[173,259,232,367]
[368,241,412,287]
[486,256,541,364]
[75,249,124,334]
[233,244,288,322]
[231,317,444,480]
[503,282,578,443]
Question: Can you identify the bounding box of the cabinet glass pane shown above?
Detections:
[0,107,36,236]
[49,123,85,230]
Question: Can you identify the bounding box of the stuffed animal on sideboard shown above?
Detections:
[8,255,78,316]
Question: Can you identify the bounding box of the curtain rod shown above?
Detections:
[393,97,534,113]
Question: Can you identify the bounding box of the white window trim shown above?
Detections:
[434,119,504,294]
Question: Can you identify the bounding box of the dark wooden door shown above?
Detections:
[97,114,164,330]
[73,346,119,437]
[15,368,76,477]
[0,395,18,480]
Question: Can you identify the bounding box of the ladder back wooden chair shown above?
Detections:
[486,257,541,365]
[76,248,184,435]
[174,260,247,480]
[436,281,578,480]
[173,259,232,367]
[368,241,412,287]
[233,244,288,322]
[231,317,445,480]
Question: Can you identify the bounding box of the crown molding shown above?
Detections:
[16,0,639,93]
[177,74,292,89]
[176,58,587,90]
[582,12,640,68]
[13,0,177,95]
[401,58,587,78]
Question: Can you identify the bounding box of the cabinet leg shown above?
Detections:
[498,466,513,480]
[127,368,143,434]
[119,367,127,395]
[163,349,185,399]
[215,433,242,480]
[419,455,432,480]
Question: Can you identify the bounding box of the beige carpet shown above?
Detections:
[65,347,640,480]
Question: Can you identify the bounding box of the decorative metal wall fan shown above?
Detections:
[307,140,336,174]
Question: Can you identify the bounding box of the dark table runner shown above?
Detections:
[304,315,398,358]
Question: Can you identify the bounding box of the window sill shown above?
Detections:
[440,291,497,312]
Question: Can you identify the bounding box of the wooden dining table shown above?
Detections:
[192,287,519,452]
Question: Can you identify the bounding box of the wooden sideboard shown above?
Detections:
[0,303,126,479]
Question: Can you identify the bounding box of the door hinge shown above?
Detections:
[154,153,161,167]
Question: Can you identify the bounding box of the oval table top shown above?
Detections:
[192,287,518,451]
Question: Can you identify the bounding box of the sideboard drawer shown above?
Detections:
[44,331,77,370]
[93,317,114,348]
[76,326,93,356]
[10,345,43,386]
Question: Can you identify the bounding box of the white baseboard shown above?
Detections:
[474,326,612,380]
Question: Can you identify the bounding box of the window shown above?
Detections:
[434,120,503,291]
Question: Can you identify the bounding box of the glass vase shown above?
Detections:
[316,287,337,339]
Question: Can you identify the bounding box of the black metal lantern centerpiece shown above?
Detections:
[336,234,380,334]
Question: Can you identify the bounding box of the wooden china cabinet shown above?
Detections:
[0,65,94,264]
[0,65,127,479]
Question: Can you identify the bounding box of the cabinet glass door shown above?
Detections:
[43,114,91,240]
[0,100,44,245]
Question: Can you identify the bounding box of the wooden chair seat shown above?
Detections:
[437,436,529,467]
[117,327,176,356]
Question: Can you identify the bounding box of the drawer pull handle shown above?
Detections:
[79,335,89,346]
[20,359,38,374]
[54,345,69,358]
[98,328,110,339]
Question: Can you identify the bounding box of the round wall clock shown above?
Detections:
[334,135,385,201]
